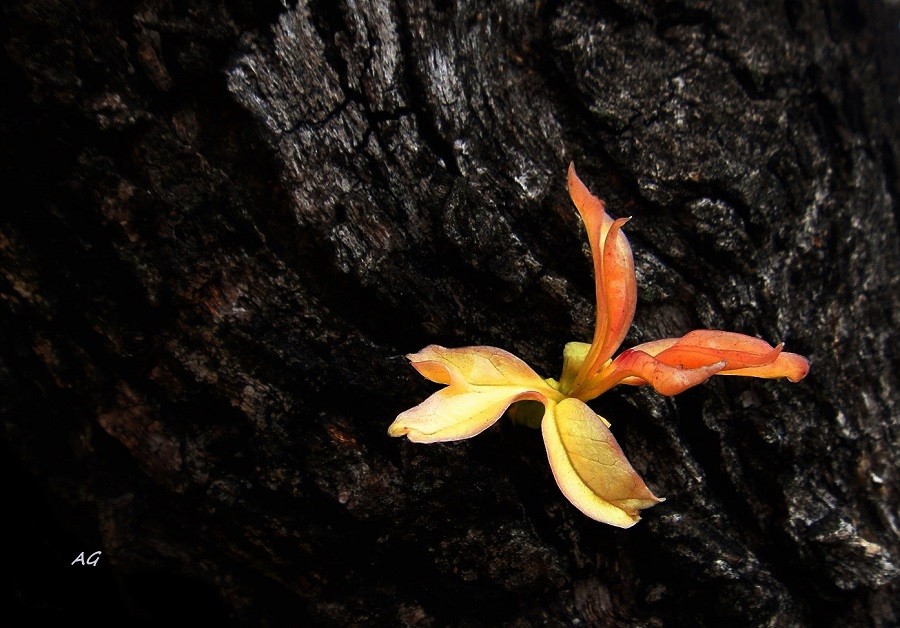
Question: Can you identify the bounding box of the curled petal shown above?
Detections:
[654,330,783,370]
[389,345,562,443]
[579,330,809,398]
[635,330,808,381]
[592,348,727,397]
[407,345,554,389]
[389,385,548,443]
[720,352,809,382]
[542,398,662,527]
[595,217,637,363]
[567,165,637,389]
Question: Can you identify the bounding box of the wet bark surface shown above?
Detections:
[2,0,898,625]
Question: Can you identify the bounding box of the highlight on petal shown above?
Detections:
[567,164,637,390]
[388,345,563,443]
[541,398,662,527]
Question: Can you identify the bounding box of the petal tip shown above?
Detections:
[387,419,409,438]
[786,354,810,382]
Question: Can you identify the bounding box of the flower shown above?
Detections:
[388,164,809,528]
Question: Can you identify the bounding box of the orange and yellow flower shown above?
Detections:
[389,164,809,528]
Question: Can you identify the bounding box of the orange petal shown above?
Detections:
[656,330,780,368]
[594,347,726,397]
[644,330,809,380]
[720,351,809,382]
[389,345,562,443]
[597,217,638,361]
[541,398,662,527]
[567,164,637,389]
[618,338,678,357]
[579,330,808,397]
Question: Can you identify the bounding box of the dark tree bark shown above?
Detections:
[2,0,897,625]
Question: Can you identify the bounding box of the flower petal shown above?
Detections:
[567,165,637,389]
[389,385,548,443]
[654,330,782,369]
[542,398,662,527]
[597,217,638,362]
[407,345,553,390]
[720,352,810,382]
[389,345,562,443]
[590,348,727,397]
[578,330,809,397]
[634,330,809,381]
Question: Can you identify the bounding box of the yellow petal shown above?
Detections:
[389,345,562,443]
[389,385,548,443]
[557,341,591,394]
[541,398,662,527]
[408,345,553,390]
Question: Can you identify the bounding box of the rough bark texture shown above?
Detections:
[3,0,898,625]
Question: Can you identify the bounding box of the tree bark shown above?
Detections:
[2,0,897,625]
